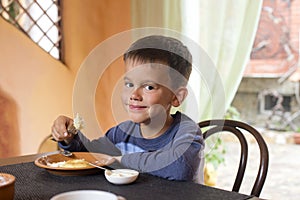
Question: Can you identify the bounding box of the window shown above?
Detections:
[0,0,62,61]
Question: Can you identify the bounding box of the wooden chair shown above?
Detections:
[198,119,269,197]
[38,134,59,153]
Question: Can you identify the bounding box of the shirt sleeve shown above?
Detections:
[120,121,204,182]
[58,132,88,152]
[58,131,122,156]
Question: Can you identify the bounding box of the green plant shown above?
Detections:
[205,137,226,169]
[204,106,240,169]
[224,106,240,120]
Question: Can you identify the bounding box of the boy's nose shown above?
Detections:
[130,89,142,101]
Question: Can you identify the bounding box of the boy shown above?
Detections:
[51,35,204,183]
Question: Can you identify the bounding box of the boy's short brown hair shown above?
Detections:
[123,35,192,87]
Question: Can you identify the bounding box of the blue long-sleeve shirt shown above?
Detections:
[59,112,204,183]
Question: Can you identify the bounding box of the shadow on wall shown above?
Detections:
[0,86,20,158]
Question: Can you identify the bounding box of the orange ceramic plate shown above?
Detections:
[34,152,114,176]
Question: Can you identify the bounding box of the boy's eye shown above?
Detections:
[125,82,134,88]
[144,85,155,91]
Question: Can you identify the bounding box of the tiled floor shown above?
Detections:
[213,131,300,200]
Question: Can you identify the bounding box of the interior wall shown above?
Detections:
[0,87,20,157]
[0,18,73,157]
[62,0,131,135]
[0,0,131,157]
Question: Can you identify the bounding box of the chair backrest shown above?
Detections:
[38,134,59,153]
[198,119,269,197]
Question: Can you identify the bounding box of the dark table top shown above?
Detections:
[0,153,261,200]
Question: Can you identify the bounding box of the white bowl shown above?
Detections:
[50,190,117,200]
[105,169,139,185]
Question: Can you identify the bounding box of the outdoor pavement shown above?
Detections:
[212,129,300,200]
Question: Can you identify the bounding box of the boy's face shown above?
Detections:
[122,59,177,124]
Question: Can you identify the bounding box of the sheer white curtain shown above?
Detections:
[131,0,182,31]
[131,0,262,121]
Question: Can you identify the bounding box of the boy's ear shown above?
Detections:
[172,87,188,107]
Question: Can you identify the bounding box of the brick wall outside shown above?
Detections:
[245,0,300,76]
[233,0,300,129]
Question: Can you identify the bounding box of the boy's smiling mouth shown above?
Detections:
[128,104,148,110]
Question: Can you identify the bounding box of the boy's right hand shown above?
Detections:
[51,115,75,144]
